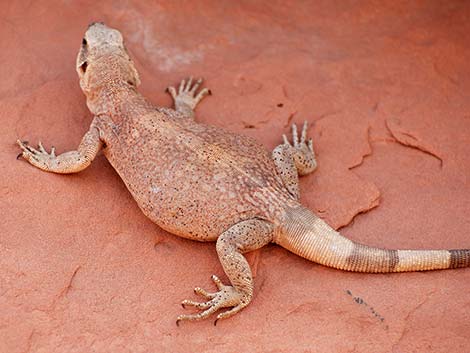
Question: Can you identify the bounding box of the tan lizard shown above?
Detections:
[17,23,470,325]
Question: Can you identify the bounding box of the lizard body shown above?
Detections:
[17,23,470,325]
[96,108,293,241]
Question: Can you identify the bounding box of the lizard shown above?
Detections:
[16,22,470,326]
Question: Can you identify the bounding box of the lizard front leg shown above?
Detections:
[166,77,211,119]
[17,120,102,174]
[177,218,273,325]
[272,121,317,199]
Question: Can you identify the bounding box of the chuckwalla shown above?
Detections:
[17,23,470,325]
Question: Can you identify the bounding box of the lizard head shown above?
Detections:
[76,22,140,95]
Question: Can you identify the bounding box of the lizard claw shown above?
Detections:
[16,139,56,170]
[166,77,211,116]
[282,121,317,176]
[285,121,312,149]
[283,121,315,153]
[176,275,248,325]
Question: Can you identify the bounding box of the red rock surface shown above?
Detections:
[1,1,470,352]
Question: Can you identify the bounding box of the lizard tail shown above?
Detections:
[274,206,470,272]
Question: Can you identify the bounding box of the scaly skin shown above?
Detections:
[17,23,470,325]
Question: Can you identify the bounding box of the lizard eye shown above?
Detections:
[80,61,88,73]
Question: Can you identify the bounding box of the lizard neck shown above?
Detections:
[82,55,151,120]
[86,81,150,119]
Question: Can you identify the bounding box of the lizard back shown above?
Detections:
[95,107,295,241]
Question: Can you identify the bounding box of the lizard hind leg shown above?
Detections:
[176,219,273,326]
[272,121,317,199]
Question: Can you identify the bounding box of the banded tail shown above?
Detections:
[275,206,470,272]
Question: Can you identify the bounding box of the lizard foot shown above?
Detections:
[176,275,249,326]
[17,140,56,170]
[166,77,211,117]
[282,121,317,176]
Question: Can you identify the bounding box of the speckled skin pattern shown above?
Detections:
[17,23,470,325]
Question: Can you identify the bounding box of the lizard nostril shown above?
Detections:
[82,38,87,46]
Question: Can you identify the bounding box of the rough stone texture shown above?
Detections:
[1,1,470,352]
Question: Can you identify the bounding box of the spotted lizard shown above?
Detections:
[16,23,470,325]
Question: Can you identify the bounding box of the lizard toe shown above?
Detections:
[176,276,249,325]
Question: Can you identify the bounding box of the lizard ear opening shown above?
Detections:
[77,41,88,77]
[128,64,140,87]
[80,61,88,74]
[123,45,140,87]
